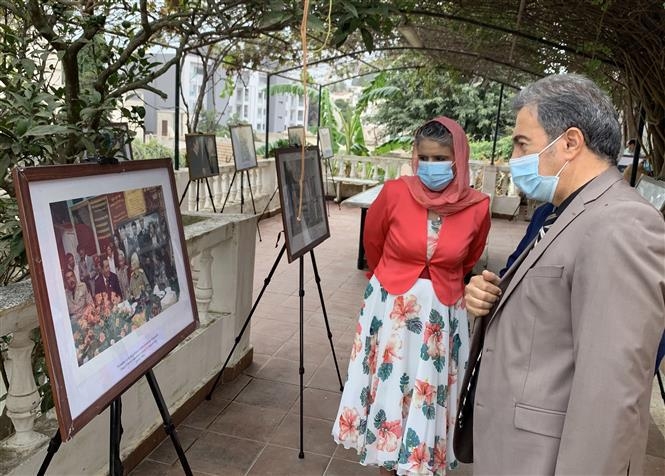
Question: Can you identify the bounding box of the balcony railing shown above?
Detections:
[175,159,278,215]
[0,212,257,475]
[324,155,524,217]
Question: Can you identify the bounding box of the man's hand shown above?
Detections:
[465,270,502,317]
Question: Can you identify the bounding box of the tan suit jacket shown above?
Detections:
[472,168,665,475]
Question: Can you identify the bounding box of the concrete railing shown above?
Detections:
[0,212,257,475]
[175,159,278,216]
[324,156,524,217]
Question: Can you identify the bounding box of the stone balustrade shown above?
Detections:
[174,159,278,216]
[324,156,523,216]
[0,212,257,475]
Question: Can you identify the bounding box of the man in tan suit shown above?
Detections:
[463,74,665,474]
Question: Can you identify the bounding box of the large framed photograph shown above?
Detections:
[635,175,665,213]
[288,126,305,147]
[318,127,334,159]
[229,124,258,171]
[274,146,330,262]
[13,159,197,440]
[185,133,219,180]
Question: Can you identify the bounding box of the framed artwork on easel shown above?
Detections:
[288,126,306,147]
[318,127,334,159]
[13,159,198,440]
[185,133,219,180]
[109,122,134,161]
[229,124,258,171]
[274,146,330,262]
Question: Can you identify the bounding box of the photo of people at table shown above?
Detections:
[50,186,180,366]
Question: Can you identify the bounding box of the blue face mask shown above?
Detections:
[417,161,455,191]
[509,133,568,203]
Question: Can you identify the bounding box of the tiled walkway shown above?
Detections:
[131,204,665,475]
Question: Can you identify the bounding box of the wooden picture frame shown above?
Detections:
[229,124,258,171]
[635,175,665,213]
[318,127,334,159]
[274,146,330,262]
[185,133,219,180]
[13,159,198,440]
[287,126,305,147]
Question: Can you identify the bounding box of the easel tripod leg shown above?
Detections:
[204,177,216,213]
[245,170,262,241]
[298,255,305,459]
[220,171,237,213]
[37,430,62,476]
[145,370,193,476]
[206,244,288,399]
[309,251,344,390]
[109,398,123,476]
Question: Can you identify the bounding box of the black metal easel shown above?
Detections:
[220,169,262,241]
[178,177,217,213]
[205,242,344,458]
[37,370,192,476]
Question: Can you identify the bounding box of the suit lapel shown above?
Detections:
[487,168,623,329]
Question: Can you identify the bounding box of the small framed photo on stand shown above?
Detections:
[109,123,134,161]
[229,124,258,171]
[274,146,330,262]
[13,159,198,440]
[318,127,334,159]
[185,133,219,180]
[288,126,305,147]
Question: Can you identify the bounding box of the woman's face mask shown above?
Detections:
[509,133,569,203]
[417,161,455,191]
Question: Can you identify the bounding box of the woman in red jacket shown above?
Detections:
[332,117,490,475]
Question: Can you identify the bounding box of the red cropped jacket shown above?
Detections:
[363,178,490,306]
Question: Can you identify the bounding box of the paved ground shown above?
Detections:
[131,203,665,475]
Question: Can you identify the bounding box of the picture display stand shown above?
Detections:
[206,243,343,459]
[178,176,216,213]
[224,124,261,240]
[13,158,198,475]
[181,133,220,212]
[38,369,192,476]
[208,146,341,458]
[317,127,339,210]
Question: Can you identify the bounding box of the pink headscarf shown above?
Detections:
[402,116,488,216]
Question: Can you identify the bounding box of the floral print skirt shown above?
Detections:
[332,275,469,475]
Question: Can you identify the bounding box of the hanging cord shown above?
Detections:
[297,0,311,221]
[311,0,334,53]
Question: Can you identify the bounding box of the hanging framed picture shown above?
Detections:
[13,159,198,440]
[287,126,305,147]
[229,124,258,171]
[318,127,334,159]
[274,146,330,262]
[185,133,219,180]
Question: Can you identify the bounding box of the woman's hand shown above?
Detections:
[465,270,501,317]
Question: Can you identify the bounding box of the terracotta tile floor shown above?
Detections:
[131,203,665,475]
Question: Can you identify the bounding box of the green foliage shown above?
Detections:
[256,138,291,158]
[469,136,514,162]
[369,69,515,142]
[133,139,174,161]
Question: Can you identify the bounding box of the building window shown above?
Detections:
[298,95,304,106]
[244,88,249,101]
[161,120,168,136]
[243,105,249,117]
[235,105,242,116]
[297,110,303,121]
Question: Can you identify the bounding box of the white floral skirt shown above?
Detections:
[332,275,469,475]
